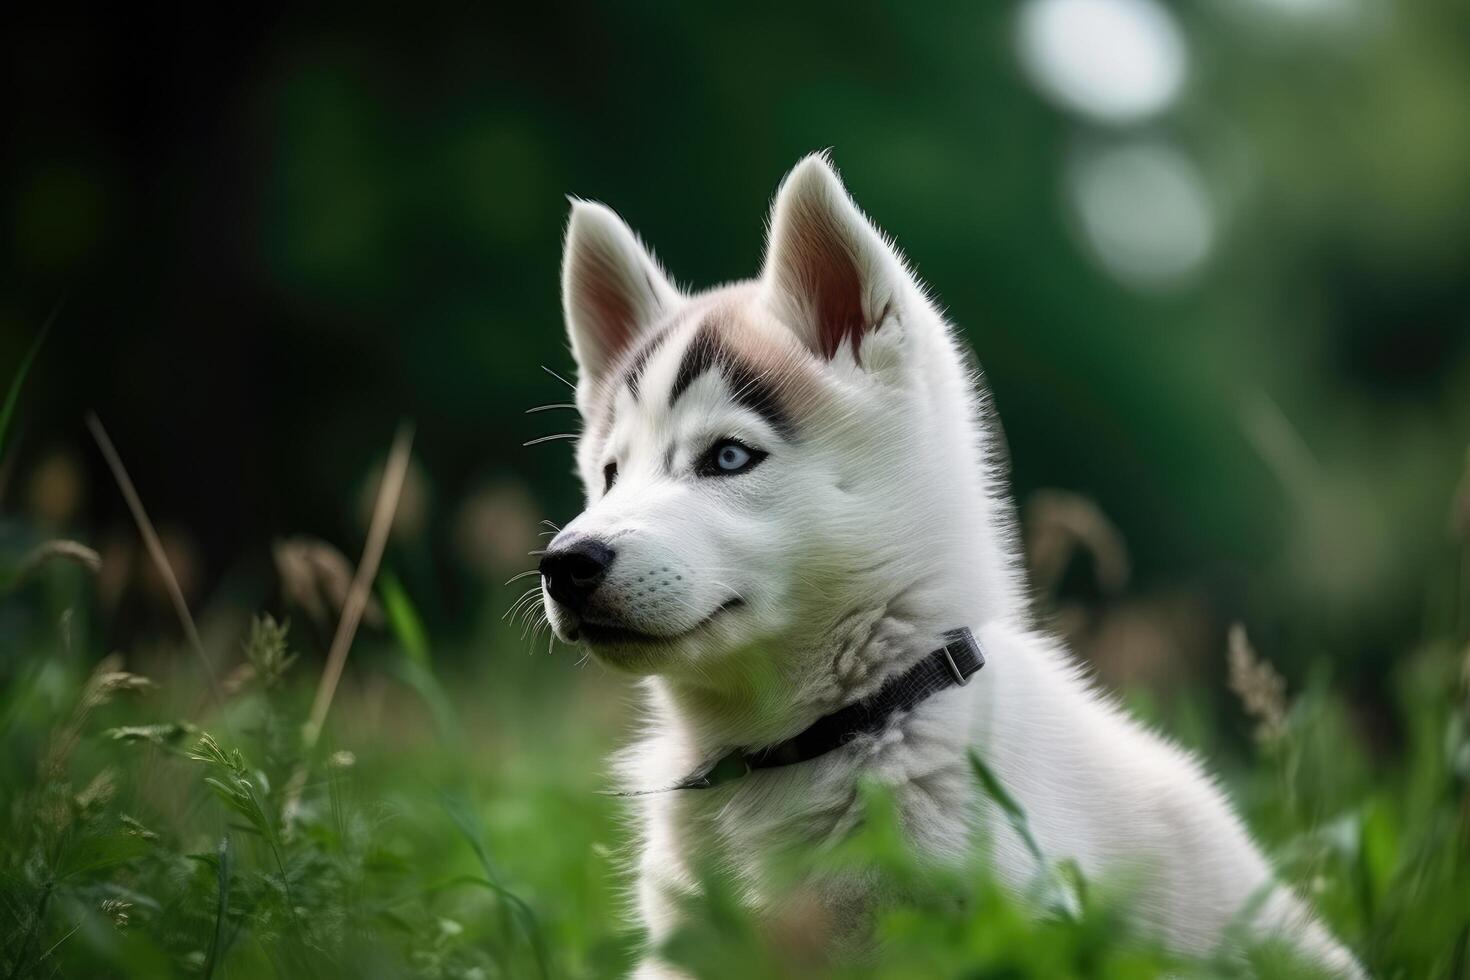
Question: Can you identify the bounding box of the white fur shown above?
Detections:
[545,154,1362,978]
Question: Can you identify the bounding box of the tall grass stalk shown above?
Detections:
[283,422,414,828]
[85,412,221,701]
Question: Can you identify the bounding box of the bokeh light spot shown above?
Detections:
[1066,140,1215,290]
[1017,0,1187,123]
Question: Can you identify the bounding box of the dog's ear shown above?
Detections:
[761,154,909,363]
[562,200,680,394]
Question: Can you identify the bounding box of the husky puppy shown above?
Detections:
[540,154,1360,977]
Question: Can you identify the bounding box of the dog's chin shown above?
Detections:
[558,598,746,673]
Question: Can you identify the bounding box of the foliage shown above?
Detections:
[2,542,1468,980]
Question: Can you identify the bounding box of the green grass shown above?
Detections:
[2,474,1468,977]
[2,574,1467,979]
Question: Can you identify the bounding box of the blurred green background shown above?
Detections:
[3,0,1469,691]
[4,3,1470,977]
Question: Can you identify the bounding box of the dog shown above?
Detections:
[539,153,1361,978]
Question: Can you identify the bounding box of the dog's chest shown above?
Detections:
[634,720,980,921]
[655,756,863,877]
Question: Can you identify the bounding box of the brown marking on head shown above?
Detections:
[621,323,673,398]
[666,294,825,441]
[582,288,827,468]
[708,293,827,410]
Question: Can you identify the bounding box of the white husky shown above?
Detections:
[539,153,1360,977]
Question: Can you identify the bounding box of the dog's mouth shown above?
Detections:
[570,597,746,648]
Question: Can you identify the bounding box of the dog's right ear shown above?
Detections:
[561,200,680,398]
[761,154,911,366]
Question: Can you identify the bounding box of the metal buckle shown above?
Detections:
[940,627,982,686]
[940,644,967,685]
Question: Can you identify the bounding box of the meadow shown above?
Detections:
[2,347,1468,978]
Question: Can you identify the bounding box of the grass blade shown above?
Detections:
[203,837,232,980]
[969,749,1085,921]
[380,570,430,666]
[2,539,102,592]
[440,792,550,980]
[303,421,415,749]
[86,412,222,701]
[283,423,414,831]
[968,749,1045,865]
[5,880,54,980]
[0,301,60,465]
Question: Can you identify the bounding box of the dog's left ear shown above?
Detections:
[761,154,911,363]
[562,200,681,398]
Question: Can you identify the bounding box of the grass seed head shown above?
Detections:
[100,898,132,929]
[1227,623,1288,747]
[273,537,383,629]
[74,767,119,816]
[119,813,158,840]
[243,614,297,690]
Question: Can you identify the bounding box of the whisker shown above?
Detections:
[542,365,576,390]
[709,579,749,604]
[526,610,548,645]
[525,403,579,414]
[523,433,580,446]
[501,586,542,621]
[504,569,542,585]
[502,595,539,624]
[540,519,562,531]
[519,601,552,643]
[513,605,543,638]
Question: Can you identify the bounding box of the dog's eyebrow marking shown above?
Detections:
[623,326,672,399]
[670,320,794,439]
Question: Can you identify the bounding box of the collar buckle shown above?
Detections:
[940,644,968,686]
[940,627,984,686]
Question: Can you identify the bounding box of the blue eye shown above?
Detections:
[698,439,767,478]
[717,443,750,471]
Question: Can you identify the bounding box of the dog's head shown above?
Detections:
[540,155,1005,686]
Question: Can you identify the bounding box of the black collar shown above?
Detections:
[627,627,986,796]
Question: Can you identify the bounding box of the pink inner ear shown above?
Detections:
[792,207,868,361]
[575,249,639,365]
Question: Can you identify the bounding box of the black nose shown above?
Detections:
[539,539,616,612]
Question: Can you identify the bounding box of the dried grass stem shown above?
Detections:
[86,412,221,701]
